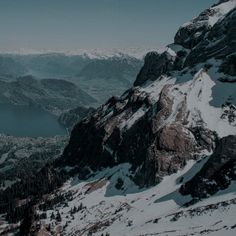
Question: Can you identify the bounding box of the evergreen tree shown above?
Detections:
[56,211,62,222]
[19,207,34,236]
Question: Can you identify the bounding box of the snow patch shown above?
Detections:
[173,69,236,137]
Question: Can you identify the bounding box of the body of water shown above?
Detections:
[0,104,66,137]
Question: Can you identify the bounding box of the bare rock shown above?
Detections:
[134,51,176,86]
[158,124,196,153]
[180,135,236,199]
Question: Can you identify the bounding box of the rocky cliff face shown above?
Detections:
[60,0,236,190]
[134,51,176,86]
[180,135,236,199]
[175,0,236,49]
[184,6,236,69]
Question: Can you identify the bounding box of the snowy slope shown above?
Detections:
[167,69,235,137]
[34,159,236,236]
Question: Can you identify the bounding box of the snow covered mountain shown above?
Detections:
[0,47,157,60]
[0,0,236,235]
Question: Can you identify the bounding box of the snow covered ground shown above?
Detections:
[36,158,236,236]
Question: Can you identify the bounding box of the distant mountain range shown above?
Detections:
[0,47,158,59]
[0,51,144,104]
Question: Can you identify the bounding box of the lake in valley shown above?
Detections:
[0,104,66,137]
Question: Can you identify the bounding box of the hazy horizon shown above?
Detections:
[0,0,216,53]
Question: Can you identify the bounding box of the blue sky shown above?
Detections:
[0,0,216,52]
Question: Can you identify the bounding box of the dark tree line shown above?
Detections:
[0,162,69,225]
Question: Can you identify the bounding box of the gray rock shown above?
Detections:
[220,54,236,76]
[180,135,236,199]
[184,8,236,67]
[134,51,175,86]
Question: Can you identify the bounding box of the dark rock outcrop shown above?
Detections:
[59,89,155,181]
[174,0,235,52]
[184,8,236,67]
[134,51,176,86]
[180,135,236,199]
[220,54,236,76]
[59,81,216,187]
[174,15,209,49]
[158,124,196,153]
